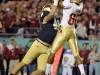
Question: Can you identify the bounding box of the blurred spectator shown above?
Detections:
[95,23,100,35]
[29,13,40,28]
[81,13,91,31]
[11,13,22,33]
[79,43,91,75]
[12,14,22,28]
[88,44,100,75]
[88,29,95,40]
[31,3,37,13]
[27,10,32,27]
[18,44,26,75]
[0,27,8,38]
[0,43,5,75]
[33,30,38,35]
[18,44,25,62]
[94,31,100,40]
[4,11,15,33]
[16,26,24,38]
[8,42,20,75]
[31,30,38,38]
[21,12,27,27]
[6,39,15,75]
[0,11,5,33]
[24,30,31,38]
[7,39,15,50]
[95,12,100,35]
[62,45,75,75]
[89,15,98,30]
[95,2,100,13]
[96,12,100,25]
[2,40,10,75]
[76,20,88,40]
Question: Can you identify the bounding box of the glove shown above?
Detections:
[53,0,59,6]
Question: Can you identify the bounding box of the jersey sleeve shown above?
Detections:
[63,0,72,8]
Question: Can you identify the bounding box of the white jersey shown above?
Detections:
[62,49,75,67]
[60,0,83,27]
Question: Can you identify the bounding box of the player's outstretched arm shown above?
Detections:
[43,0,59,23]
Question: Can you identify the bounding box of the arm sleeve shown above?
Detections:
[62,0,72,8]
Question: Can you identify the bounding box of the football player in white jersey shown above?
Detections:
[45,0,86,75]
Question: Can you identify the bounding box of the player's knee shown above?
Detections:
[31,70,44,75]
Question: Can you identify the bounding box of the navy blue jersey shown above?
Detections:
[38,11,57,44]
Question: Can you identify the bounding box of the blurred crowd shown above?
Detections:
[61,42,100,75]
[0,38,38,75]
[0,0,100,75]
[76,1,100,40]
[0,0,99,40]
[0,39,26,75]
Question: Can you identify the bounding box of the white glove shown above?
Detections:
[53,0,59,6]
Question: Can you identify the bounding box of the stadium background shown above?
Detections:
[0,0,100,75]
[0,38,100,74]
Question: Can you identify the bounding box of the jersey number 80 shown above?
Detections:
[68,14,77,25]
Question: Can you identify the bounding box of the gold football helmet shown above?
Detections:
[71,0,83,4]
[42,4,53,12]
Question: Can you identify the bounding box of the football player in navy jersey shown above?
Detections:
[10,0,60,75]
